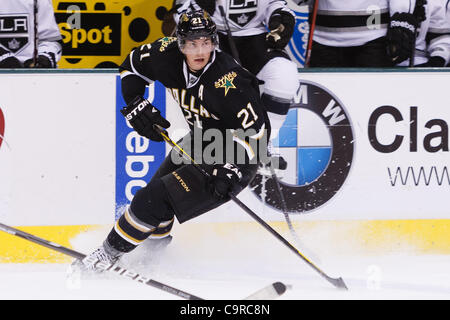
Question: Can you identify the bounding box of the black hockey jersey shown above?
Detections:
[119,37,270,164]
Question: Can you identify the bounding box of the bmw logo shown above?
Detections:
[250,80,355,214]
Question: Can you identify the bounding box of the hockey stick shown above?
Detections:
[0,222,288,300]
[0,222,203,300]
[217,3,241,64]
[305,0,318,67]
[264,161,321,263]
[214,7,302,251]
[155,126,348,290]
[32,0,38,67]
[266,163,301,244]
[244,281,287,299]
[410,0,426,67]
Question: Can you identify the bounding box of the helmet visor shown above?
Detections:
[179,36,217,54]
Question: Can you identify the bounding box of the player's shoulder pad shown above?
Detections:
[130,37,178,66]
[135,37,178,58]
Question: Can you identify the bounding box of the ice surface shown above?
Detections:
[0,224,449,300]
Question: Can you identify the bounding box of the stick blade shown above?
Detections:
[244,282,288,300]
[329,277,348,290]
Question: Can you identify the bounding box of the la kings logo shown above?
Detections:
[228,0,258,27]
[0,15,29,53]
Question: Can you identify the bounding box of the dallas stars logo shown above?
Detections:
[158,37,177,52]
[214,72,237,96]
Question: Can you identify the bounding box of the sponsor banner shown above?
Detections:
[0,70,450,261]
[52,0,170,68]
[0,70,449,227]
[286,1,309,68]
[248,71,450,221]
[250,80,354,213]
[52,0,308,68]
[56,12,122,56]
[115,77,167,220]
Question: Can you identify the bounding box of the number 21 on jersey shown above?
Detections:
[237,103,258,129]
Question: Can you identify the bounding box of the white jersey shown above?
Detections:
[177,0,294,37]
[397,0,450,66]
[307,0,418,47]
[0,0,62,65]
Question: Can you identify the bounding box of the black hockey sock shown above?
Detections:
[105,208,157,253]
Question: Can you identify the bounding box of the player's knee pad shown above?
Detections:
[257,57,299,102]
[130,177,174,227]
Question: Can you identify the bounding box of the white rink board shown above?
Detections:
[0,70,449,227]
[0,73,116,226]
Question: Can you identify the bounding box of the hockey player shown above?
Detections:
[301,0,426,67]
[172,0,299,169]
[79,10,270,268]
[0,0,62,68]
[396,0,450,67]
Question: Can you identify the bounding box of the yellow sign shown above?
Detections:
[52,0,170,68]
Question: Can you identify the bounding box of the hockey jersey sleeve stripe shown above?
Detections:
[426,32,450,45]
[248,123,266,140]
[230,123,266,161]
[427,27,450,35]
[317,8,389,16]
[316,12,389,28]
[120,70,133,79]
[232,135,255,160]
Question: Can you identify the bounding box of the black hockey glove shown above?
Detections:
[267,154,288,170]
[266,8,295,50]
[210,163,242,199]
[195,0,216,16]
[386,12,419,64]
[120,96,171,142]
[0,48,23,68]
[413,0,427,24]
[24,53,57,68]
